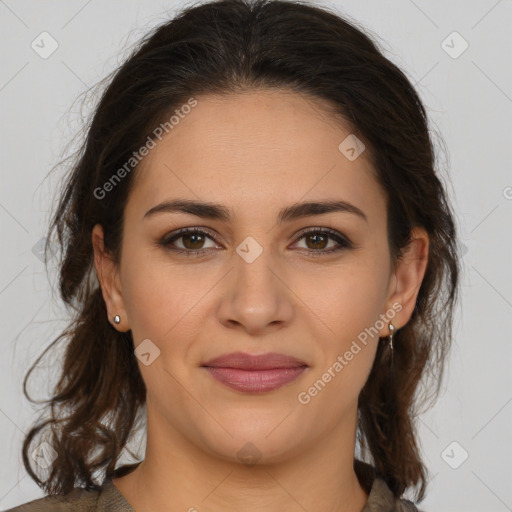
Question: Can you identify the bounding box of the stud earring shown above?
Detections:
[113,315,121,325]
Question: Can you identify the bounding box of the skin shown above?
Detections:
[92,89,429,512]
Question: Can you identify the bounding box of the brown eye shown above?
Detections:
[160,228,219,257]
[180,232,206,250]
[293,228,352,256]
[303,232,329,250]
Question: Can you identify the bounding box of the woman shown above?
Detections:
[8,0,460,510]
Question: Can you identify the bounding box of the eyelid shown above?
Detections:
[293,225,349,240]
[161,226,222,246]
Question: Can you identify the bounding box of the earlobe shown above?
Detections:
[91,224,129,331]
[383,227,429,333]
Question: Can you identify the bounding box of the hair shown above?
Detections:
[20,0,460,503]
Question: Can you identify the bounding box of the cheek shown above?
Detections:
[120,257,197,393]
[310,260,386,341]
[120,246,189,342]
[303,259,386,386]
[298,276,382,414]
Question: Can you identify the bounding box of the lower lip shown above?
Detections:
[203,366,307,393]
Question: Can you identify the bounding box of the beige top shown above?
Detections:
[5,460,421,511]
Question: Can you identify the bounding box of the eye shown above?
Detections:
[292,227,353,256]
[160,227,220,256]
[159,227,353,257]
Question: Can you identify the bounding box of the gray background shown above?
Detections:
[1,1,511,510]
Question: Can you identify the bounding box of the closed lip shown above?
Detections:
[201,351,308,370]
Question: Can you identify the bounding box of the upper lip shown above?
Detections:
[201,352,308,370]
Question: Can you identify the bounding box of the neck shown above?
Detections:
[113,408,369,512]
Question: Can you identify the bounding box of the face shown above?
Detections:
[93,89,425,466]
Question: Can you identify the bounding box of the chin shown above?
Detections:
[196,420,307,466]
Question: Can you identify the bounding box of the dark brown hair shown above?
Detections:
[21,0,460,503]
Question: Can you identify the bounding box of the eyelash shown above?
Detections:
[159,227,353,258]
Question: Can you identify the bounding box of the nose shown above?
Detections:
[216,243,294,336]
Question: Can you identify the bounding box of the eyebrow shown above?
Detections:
[143,198,368,224]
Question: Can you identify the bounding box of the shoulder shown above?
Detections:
[6,464,139,512]
[369,477,422,512]
[355,459,424,512]
[4,487,100,512]
[5,477,134,512]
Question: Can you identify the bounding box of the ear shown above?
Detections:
[380,227,429,336]
[91,224,130,332]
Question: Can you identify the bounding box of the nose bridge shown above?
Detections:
[234,234,279,305]
[218,234,293,332]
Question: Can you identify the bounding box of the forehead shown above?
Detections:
[126,90,385,224]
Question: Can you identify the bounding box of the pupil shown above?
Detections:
[308,234,326,249]
[185,233,203,249]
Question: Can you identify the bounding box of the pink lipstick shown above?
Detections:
[201,352,308,393]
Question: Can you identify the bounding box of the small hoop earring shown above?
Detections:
[113,315,121,325]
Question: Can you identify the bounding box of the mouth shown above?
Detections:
[201,352,309,393]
